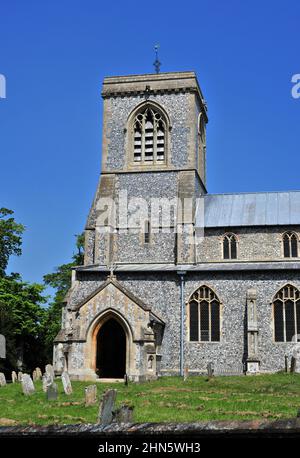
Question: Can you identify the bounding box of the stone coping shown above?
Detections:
[0,419,299,437]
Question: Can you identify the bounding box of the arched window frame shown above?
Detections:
[221,232,238,260]
[281,231,299,258]
[126,101,171,167]
[188,285,222,343]
[272,284,300,342]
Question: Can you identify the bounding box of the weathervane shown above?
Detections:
[153,44,161,74]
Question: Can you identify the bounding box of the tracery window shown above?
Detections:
[223,233,238,260]
[283,232,298,258]
[189,286,220,342]
[133,106,166,164]
[273,285,300,342]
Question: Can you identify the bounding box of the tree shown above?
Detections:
[0,208,24,277]
[0,274,46,373]
[42,233,84,359]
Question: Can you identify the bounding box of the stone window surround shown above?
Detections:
[219,232,239,260]
[124,100,172,170]
[187,284,223,343]
[280,230,300,259]
[271,283,300,343]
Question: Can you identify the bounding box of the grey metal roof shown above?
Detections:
[201,191,300,228]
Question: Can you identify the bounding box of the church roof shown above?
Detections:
[201,191,300,228]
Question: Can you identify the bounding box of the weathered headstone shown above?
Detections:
[17,371,23,382]
[0,372,6,386]
[61,371,73,395]
[35,367,42,380]
[11,371,17,383]
[32,369,37,381]
[207,362,214,378]
[0,334,5,359]
[45,364,55,381]
[85,385,97,407]
[290,356,296,373]
[21,374,35,395]
[113,405,134,423]
[42,374,52,392]
[47,382,58,401]
[98,389,117,425]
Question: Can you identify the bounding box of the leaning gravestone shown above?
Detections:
[21,374,35,395]
[0,372,6,386]
[11,371,17,383]
[47,382,58,401]
[85,385,97,407]
[45,364,55,382]
[61,371,73,395]
[0,334,5,359]
[17,371,23,382]
[98,389,117,425]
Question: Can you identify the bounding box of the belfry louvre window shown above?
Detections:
[273,285,300,342]
[223,233,237,259]
[189,286,220,342]
[133,107,166,163]
[283,232,298,258]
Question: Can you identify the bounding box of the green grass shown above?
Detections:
[0,374,299,425]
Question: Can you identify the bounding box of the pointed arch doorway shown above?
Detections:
[96,318,126,378]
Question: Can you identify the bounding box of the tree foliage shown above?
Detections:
[0,208,24,277]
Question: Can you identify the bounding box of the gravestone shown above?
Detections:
[290,356,296,373]
[61,371,73,395]
[32,369,37,381]
[207,362,214,378]
[45,364,55,381]
[21,374,35,395]
[47,382,58,401]
[98,389,117,425]
[11,371,17,383]
[0,334,5,359]
[113,405,134,423]
[0,372,6,386]
[35,367,42,380]
[85,385,97,407]
[17,371,23,382]
[42,374,52,392]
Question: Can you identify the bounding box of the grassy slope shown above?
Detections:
[0,374,299,425]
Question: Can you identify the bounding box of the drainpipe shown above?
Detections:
[177,270,186,377]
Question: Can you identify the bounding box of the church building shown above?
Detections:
[53,71,300,380]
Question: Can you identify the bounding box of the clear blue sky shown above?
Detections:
[0,0,299,287]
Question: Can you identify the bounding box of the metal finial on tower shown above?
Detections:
[153,44,161,74]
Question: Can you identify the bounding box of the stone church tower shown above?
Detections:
[54,71,300,380]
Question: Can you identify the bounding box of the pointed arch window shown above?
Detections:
[132,105,167,164]
[273,285,300,342]
[223,233,238,260]
[189,286,220,342]
[283,232,299,258]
